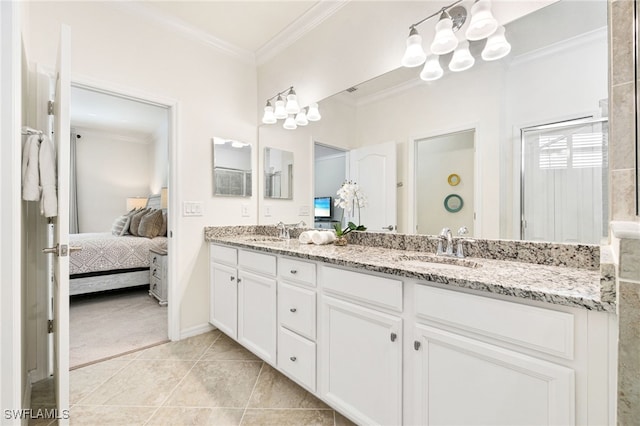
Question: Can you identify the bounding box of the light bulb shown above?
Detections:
[283,115,297,130]
[262,101,277,124]
[295,109,308,126]
[307,103,321,121]
[449,40,475,72]
[420,55,443,81]
[466,0,498,41]
[481,25,511,61]
[274,95,287,119]
[430,15,458,55]
[401,27,426,68]
[285,88,300,114]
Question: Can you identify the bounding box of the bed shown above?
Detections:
[69,194,168,296]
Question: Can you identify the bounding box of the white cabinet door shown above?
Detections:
[209,262,238,339]
[320,296,402,426]
[413,324,575,426]
[238,270,277,364]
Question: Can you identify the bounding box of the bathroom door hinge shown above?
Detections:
[47,319,54,334]
[48,101,55,116]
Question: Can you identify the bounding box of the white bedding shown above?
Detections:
[70,233,167,275]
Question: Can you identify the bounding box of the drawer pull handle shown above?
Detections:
[390,332,397,342]
[230,276,235,282]
[290,356,297,362]
[153,283,157,290]
[290,269,298,274]
[237,278,242,283]
[290,308,297,313]
[414,341,421,351]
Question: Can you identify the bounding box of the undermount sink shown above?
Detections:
[393,254,481,269]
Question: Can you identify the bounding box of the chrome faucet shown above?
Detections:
[275,221,306,240]
[455,226,475,258]
[437,227,454,256]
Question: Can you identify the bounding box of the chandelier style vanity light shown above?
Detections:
[261,86,321,130]
[401,0,510,81]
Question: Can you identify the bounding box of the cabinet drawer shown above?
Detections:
[278,282,316,340]
[415,285,575,359]
[279,257,316,287]
[278,326,316,391]
[239,249,276,276]
[320,266,403,312]
[210,244,237,266]
[150,252,166,270]
[150,276,167,300]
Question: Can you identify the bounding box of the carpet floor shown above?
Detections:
[70,286,168,369]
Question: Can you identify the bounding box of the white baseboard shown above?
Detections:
[179,323,216,340]
[22,371,33,426]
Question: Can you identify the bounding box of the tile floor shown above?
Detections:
[32,330,356,425]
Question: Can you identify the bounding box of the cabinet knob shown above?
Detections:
[152,283,157,290]
[390,332,397,342]
[414,341,421,351]
[290,356,297,362]
[237,278,242,283]
[230,276,235,282]
[290,308,297,313]
[290,269,298,274]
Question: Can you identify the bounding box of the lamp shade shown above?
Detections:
[126,197,147,211]
[262,103,277,124]
[283,115,297,130]
[449,40,475,72]
[430,16,458,55]
[295,109,309,126]
[420,55,444,81]
[481,25,511,61]
[307,103,321,121]
[160,188,168,209]
[274,96,287,119]
[466,0,498,41]
[285,89,300,114]
[401,28,426,68]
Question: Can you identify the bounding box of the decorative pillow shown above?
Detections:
[111,215,132,237]
[159,210,168,237]
[128,208,150,236]
[138,209,164,238]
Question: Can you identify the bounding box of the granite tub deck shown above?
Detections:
[204,227,616,313]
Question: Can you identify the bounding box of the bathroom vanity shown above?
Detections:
[205,227,616,426]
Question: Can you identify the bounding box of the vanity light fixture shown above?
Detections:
[401,0,510,82]
[261,86,321,129]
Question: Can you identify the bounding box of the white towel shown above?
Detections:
[298,230,319,244]
[311,231,336,245]
[22,135,41,201]
[38,135,57,217]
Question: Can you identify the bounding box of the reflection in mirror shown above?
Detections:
[313,0,607,243]
[416,130,474,235]
[212,137,252,197]
[264,147,293,199]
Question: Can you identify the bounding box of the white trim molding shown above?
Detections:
[180,323,215,340]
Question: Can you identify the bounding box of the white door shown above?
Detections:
[46,24,72,425]
[209,263,238,339]
[349,142,397,232]
[413,324,575,425]
[237,270,276,364]
[320,296,402,426]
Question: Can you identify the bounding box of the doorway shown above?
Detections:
[414,130,475,236]
[313,143,347,229]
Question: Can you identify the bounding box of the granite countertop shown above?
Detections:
[205,229,616,313]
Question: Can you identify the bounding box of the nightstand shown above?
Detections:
[149,248,168,306]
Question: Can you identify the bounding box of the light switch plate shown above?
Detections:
[299,205,310,216]
[241,204,250,217]
[264,205,272,217]
[183,201,204,217]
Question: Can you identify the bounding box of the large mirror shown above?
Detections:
[312,0,608,244]
[264,147,294,199]
[212,137,252,197]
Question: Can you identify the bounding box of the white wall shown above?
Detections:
[75,128,151,232]
[149,119,169,194]
[23,1,257,334]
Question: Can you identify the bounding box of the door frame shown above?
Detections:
[70,74,181,341]
[1,0,24,415]
[407,123,480,236]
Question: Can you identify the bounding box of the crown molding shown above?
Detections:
[256,0,350,66]
[356,77,423,107]
[115,1,256,65]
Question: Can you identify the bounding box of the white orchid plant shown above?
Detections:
[334,181,368,237]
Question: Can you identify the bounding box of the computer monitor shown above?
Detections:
[314,196,332,219]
